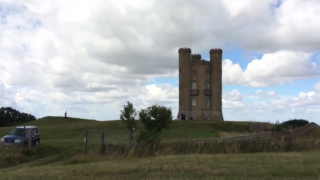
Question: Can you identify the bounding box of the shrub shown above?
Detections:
[137,105,173,144]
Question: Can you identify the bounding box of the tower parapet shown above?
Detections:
[209,48,222,55]
[179,47,192,53]
[191,54,201,61]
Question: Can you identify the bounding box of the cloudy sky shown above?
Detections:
[0,0,320,123]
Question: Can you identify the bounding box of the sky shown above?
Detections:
[0,0,320,123]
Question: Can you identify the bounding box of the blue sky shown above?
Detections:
[151,50,320,95]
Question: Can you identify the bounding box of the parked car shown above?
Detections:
[0,126,40,146]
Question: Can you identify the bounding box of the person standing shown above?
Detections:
[64,111,67,120]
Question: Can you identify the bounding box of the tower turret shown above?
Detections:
[209,48,224,121]
[178,47,192,119]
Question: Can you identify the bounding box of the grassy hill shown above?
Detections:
[1,116,320,179]
[0,117,266,168]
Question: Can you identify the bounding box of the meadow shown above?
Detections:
[0,116,320,179]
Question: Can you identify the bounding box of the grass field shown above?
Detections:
[1,117,320,179]
[1,152,320,180]
[0,116,257,168]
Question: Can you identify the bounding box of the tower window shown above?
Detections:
[205,82,210,90]
[192,98,196,106]
[191,81,197,90]
[206,98,210,107]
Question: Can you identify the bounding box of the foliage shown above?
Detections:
[137,105,173,144]
[281,119,309,128]
[270,120,284,132]
[119,101,138,144]
[0,107,36,127]
[270,119,309,132]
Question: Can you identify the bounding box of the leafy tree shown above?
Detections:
[120,101,138,145]
[0,107,36,127]
[137,104,173,144]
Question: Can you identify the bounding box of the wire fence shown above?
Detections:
[82,129,276,154]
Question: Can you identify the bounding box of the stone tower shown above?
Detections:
[178,47,224,121]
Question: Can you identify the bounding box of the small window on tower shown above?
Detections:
[191,81,197,90]
[192,98,196,106]
[205,82,210,90]
[206,98,210,107]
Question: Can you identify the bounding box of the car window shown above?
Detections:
[8,128,24,136]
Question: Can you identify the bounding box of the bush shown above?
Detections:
[137,105,173,144]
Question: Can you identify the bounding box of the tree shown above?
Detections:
[120,101,138,145]
[0,107,36,127]
[137,104,173,144]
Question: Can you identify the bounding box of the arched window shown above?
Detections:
[191,81,197,90]
[205,82,210,90]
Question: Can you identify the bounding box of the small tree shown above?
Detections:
[120,101,138,145]
[137,104,173,144]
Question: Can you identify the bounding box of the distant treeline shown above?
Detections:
[280,119,309,128]
[0,107,36,127]
[272,119,309,132]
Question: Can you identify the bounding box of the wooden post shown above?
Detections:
[28,131,32,149]
[84,130,88,155]
[185,129,187,140]
[100,130,106,155]
[128,129,131,147]
[101,130,104,144]
[25,128,32,149]
[23,126,26,150]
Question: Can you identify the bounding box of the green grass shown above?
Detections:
[1,152,320,180]
[0,116,256,169]
[1,116,320,179]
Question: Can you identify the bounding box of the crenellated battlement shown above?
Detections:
[209,48,223,55]
[191,59,210,65]
[178,47,192,53]
[191,54,201,60]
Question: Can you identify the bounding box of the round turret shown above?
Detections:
[209,48,223,55]
[178,47,192,53]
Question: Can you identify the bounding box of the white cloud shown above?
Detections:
[223,90,320,123]
[313,81,320,92]
[0,0,320,123]
[244,90,280,99]
[223,89,242,101]
[223,51,320,87]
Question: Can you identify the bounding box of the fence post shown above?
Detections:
[23,126,26,150]
[84,130,88,155]
[128,129,131,147]
[101,130,104,144]
[185,129,187,140]
[28,129,32,149]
